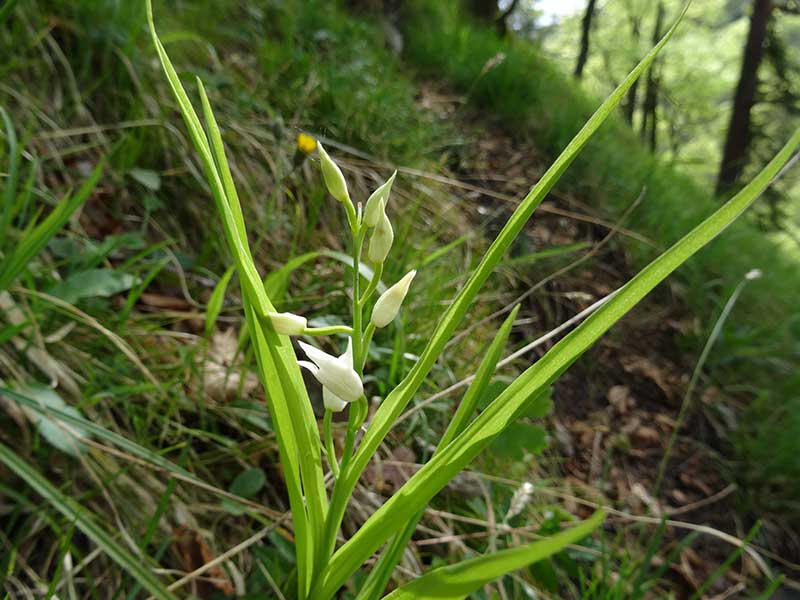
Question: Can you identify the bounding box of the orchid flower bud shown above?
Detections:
[297,339,363,403]
[371,270,416,328]
[317,142,350,204]
[363,171,397,228]
[323,386,348,413]
[367,206,394,264]
[268,311,307,335]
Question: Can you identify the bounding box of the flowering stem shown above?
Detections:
[323,409,339,478]
[303,325,353,337]
[351,229,366,375]
[358,262,382,306]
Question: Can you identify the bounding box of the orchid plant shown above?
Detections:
[141,1,800,598]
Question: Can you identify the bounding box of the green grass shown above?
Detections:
[400,0,800,522]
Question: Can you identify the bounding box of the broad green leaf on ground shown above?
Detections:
[48,269,136,304]
[382,511,605,600]
[230,467,266,498]
[128,167,161,191]
[18,385,90,457]
[0,441,178,600]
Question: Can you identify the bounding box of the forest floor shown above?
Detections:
[410,80,797,595]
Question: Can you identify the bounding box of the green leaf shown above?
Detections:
[490,423,548,460]
[0,441,178,599]
[0,161,103,292]
[313,6,694,593]
[48,269,136,304]
[128,168,161,191]
[205,265,235,337]
[440,306,519,450]
[230,467,266,498]
[19,385,90,457]
[382,511,605,600]
[316,101,800,600]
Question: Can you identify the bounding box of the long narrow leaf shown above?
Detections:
[382,511,605,600]
[0,161,102,291]
[315,124,800,598]
[357,306,521,600]
[0,106,20,242]
[0,441,178,600]
[315,1,692,578]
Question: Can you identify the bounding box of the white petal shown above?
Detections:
[323,387,348,412]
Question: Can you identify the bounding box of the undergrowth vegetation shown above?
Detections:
[0,0,798,597]
[401,0,800,522]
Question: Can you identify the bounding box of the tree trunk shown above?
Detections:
[716,0,774,195]
[622,14,642,124]
[574,0,598,79]
[466,0,497,21]
[640,2,665,151]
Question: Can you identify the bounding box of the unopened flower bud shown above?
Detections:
[297,340,363,403]
[268,311,307,335]
[323,387,348,412]
[371,270,416,328]
[367,207,394,264]
[364,171,397,228]
[317,142,350,204]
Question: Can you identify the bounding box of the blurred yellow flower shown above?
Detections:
[297,133,317,154]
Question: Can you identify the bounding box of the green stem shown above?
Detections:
[358,262,383,306]
[361,322,376,371]
[303,325,353,337]
[323,409,339,478]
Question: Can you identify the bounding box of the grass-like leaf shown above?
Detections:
[205,265,235,337]
[382,511,604,600]
[357,307,521,600]
[0,161,103,292]
[0,441,178,600]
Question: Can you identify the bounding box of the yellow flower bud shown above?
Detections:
[367,207,394,264]
[363,171,397,228]
[268,311,307,335]
[371,270,416,328]
[296,133,317,155]
[317,142,349,204]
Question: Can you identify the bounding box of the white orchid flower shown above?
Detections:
[371,270,416,328]
[317,142,350,204]
[297,339,363,404]
[363,171,397,228]
[268,311,307,335]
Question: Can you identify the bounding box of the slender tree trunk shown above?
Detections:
[622,14,642,124]
[716,0,774,195]
[641,2,665,151]
[574,0,598,79]
[466,0,497,21]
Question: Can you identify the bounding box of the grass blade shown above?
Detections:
[0,106,20,242]
[205,265,235,337]
[0,441,178,600]
[356,306,522,600]
[382,511,604,600]
[0,161,103,292]
[315,124,800,598]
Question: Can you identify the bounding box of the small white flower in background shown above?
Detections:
[745,268,762,280]
[367,206,394,264]
[297,339,363,403]
[268,311,307,335]
[364,171,397,228]
[372,270,416,328]
[317,142,350,204]
[504,481,534,522]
